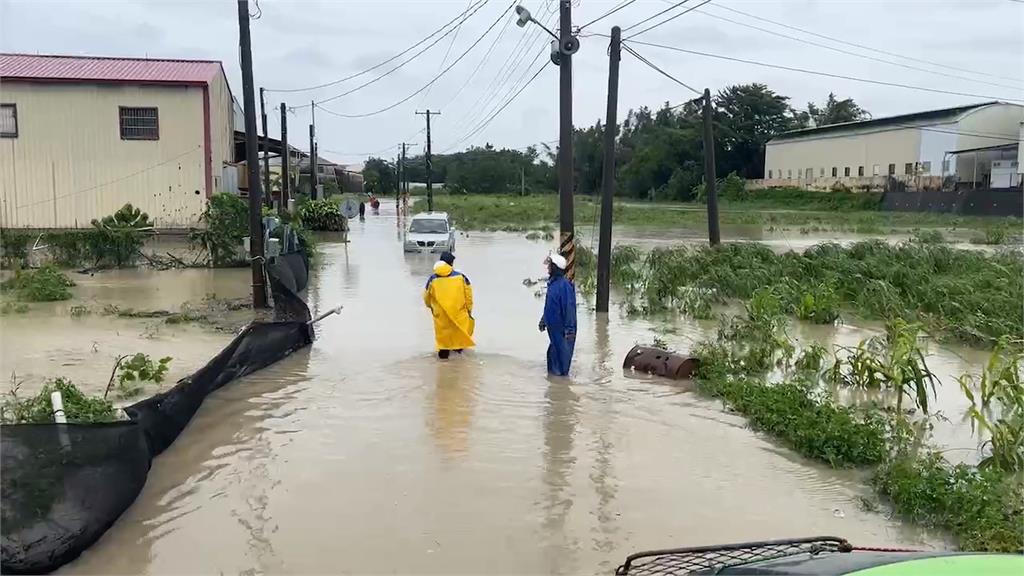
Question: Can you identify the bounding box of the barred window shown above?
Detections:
[0,104,17,138]
[119,107,159,140]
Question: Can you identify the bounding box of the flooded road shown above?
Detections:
[60,206,962,575]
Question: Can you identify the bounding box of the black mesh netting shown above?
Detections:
[1,254,314,574]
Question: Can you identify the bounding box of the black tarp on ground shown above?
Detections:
[1,254,313,574]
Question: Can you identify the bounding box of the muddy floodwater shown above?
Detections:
[42,205,998,575]
[1,268,252,398]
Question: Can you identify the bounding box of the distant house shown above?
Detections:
[764,102,1023,189]
[0,53,235,229]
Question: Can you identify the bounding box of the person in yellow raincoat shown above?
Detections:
[423,251,475,359]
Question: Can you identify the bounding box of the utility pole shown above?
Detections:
[702,88,721,247]
[521,165,526,196]
[596,26,621,314]
[279,102,289,216]
[260,87,271,208]
[416,110,439,212]
[400,142,408,210]
[236,0,267,308]
[309,101,317,200]
[558,0,575,280]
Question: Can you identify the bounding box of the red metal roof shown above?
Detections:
[0,53,222,84]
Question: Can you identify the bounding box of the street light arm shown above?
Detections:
[532,19,559,41]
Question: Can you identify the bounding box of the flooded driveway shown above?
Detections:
[61,207,966,575]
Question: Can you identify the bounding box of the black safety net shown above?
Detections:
[1,253,314,574]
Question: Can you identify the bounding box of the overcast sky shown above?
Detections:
[2,0,1022,167]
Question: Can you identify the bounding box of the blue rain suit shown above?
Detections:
[542,271,577,376]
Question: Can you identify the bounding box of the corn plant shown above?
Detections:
[959,338,1024,472]
[829,319,938,414]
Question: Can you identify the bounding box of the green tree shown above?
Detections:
[362,157,397,195]
[805,93,870,127]
[713,84,801,178]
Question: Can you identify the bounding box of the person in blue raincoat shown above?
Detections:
[538,251,577,376]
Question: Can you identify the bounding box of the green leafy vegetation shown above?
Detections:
[0,265,75,301]
[88,203,155,267]
[696,291,1024,553]
[2,378,116,424]
[0,301,29,315]
[1,228,31,268]
[581,241,1022,347]
[189,192,248,267]
[694,293,1024,552]
[969,222,1017,245]
[416,193,1006,235]
[298,199,345,231]
[959,339,1024,473]
[107,353,172,399]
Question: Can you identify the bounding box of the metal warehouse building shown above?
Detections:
[764,102,1023,189]
[0,53,235,229]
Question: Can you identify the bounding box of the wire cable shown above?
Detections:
[442,60,551,152]
[316,1,517,119]
[694,8,1024,92]
[622,0,690,32]
[419,0,475,107]
[618,37,1024,103]
[448,0,556,135]
[622,42,701,95]
[438,0,517,110]
[444,45,548,149]
[712,3,1024,85]
[625,0,710,39]
[267,0,486,94]
[578,0,638,30]
[294,0,492,109]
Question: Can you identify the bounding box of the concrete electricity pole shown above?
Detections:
[260,87,271,208]
[702,88,721,246]
[279,102,289,216]
[557,0,575,280]
[596,26,621,314]
[309,100,317,200]
[416,110,439,212]
[236,0,267,308]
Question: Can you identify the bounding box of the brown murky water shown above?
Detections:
[0,268,251,398]
[43,205,981,575]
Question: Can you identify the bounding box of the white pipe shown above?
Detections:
[308,305,343,325]
[50,391,67,424]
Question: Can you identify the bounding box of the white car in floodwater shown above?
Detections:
[404,212,456,253]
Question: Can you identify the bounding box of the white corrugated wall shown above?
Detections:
[0,81,208,229]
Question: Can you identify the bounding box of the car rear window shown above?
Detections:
[410,219,448,234]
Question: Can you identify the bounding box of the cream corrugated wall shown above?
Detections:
[207,72,235,191]
[765,127,921,181]
[0,82,208,229]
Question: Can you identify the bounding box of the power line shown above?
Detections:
[448,0,556,135]
[695,8,1024,92]
[625,0,710,39]
[266,0,486,94]
[316,1,517,119]
[578,0,638,30]
[711,3,1024,86]
[622,42,701,95]
[438,0,517,110]
[621,0,691,33]
[618,37,1024,103]
[419,0,475,107]
[295,0,493,109]
[442,60,551,153]
[444,45,548,149]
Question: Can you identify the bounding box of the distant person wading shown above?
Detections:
[423,251,475,359]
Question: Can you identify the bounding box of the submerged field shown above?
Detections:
[414,192,1022,239]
